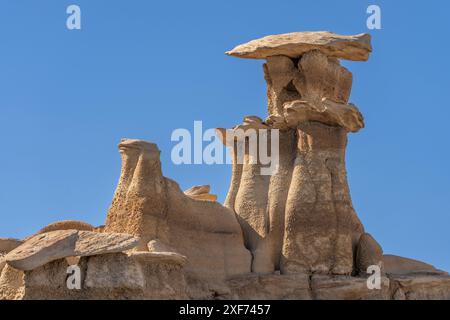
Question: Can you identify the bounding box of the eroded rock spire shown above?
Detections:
[222,31,378,275]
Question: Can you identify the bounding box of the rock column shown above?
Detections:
[223,31,374,275]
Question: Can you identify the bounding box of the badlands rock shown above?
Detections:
[0,238,23,253]
[388,273,450,300]
[129,251,187,266]
[383,255,445,275]
[184,185,218,202]
[104,139,252,280]
[5,230,139,271]
[0,264,24,300]
[311,275,390,300]
[226,31,372,61]
[355,233,383,274]
[223,32,369,275]
[282,121,364,275]
[74,231,138,256]
[36,220,94,234]
[284,99,364,132]
[22,253,188,300]
[1,30,449,300]
[6,230,79,271]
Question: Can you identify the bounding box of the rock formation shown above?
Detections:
[0,31,449,300]
[221,32,371,275]
[184,185,218,202]
[103,138,251,282]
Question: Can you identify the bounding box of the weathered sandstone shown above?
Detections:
[184,185,218,202]
[0,30,449,300]
[104,139,251,281]
[5,230,139,271]
[0,238,23,254]
[226,31,372,61]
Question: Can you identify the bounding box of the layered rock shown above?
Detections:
[1,30,449,300]
[226,31,372,61]
[104,139,251,281]
[184,185,218,202]
[21,253,188,300]
[222,32,372,275]
[5,230,139,271]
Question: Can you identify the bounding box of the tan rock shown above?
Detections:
[226,31,372,61]
[129,251,187,266]
[104,139,252,281]
[311,275,390,300]
[0,238,23,253]
[284,99,364,133]
[6,230,79,271]
[356,233,383,274]
[383,255,444,275]
[85,253,145,290]
[73,231,139,256]
[0,254,5,273]
[227,273,311,299]
[0,264,24,300]
[184,185,218,202]
[65,256,80,266]
[147,239,177,253]
[282,123,364,275]
[223,32,371,276]
[388,274,450,300]
[36,220,94,234]
[184,185,211,196]
[6,230,139,271]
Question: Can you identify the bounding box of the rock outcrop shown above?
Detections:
[226,31,372,61]
[0,30,449,300]
[184,185,218,202]
[5,230,139,271]
[104,139,251,281]
[221,32,369,275]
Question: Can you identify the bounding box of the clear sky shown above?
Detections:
[0,0,449,271]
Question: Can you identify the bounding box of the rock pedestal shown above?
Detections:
[222,31,373,275]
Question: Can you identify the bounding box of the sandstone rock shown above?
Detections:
[65,256,80,266]
[226,31,372,61]
[311,275,390,300]
[383,255,444,275]
[36,220,94,234]
[104,139,252,281]
[0,264,24,300]
[0,254,5,274]
[388,274,450,300]
[129,251,187,266]
[85,253,145,290]
[356,233,383,274]
[227,273,311,299]
[94,225,105,233]
[284,99,364,132]
[184,185,218,202]
[6,230,139,271]
[22,254,188,300]
[282,122,364,275]
[6,230,79,271]
[0,238,23,253]
[73,231,139,256]
[147,239,177,253]
[222,33,372,276]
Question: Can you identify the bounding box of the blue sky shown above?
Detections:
[0,0,449,271]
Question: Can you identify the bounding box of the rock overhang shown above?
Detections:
[226,31,372,61]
